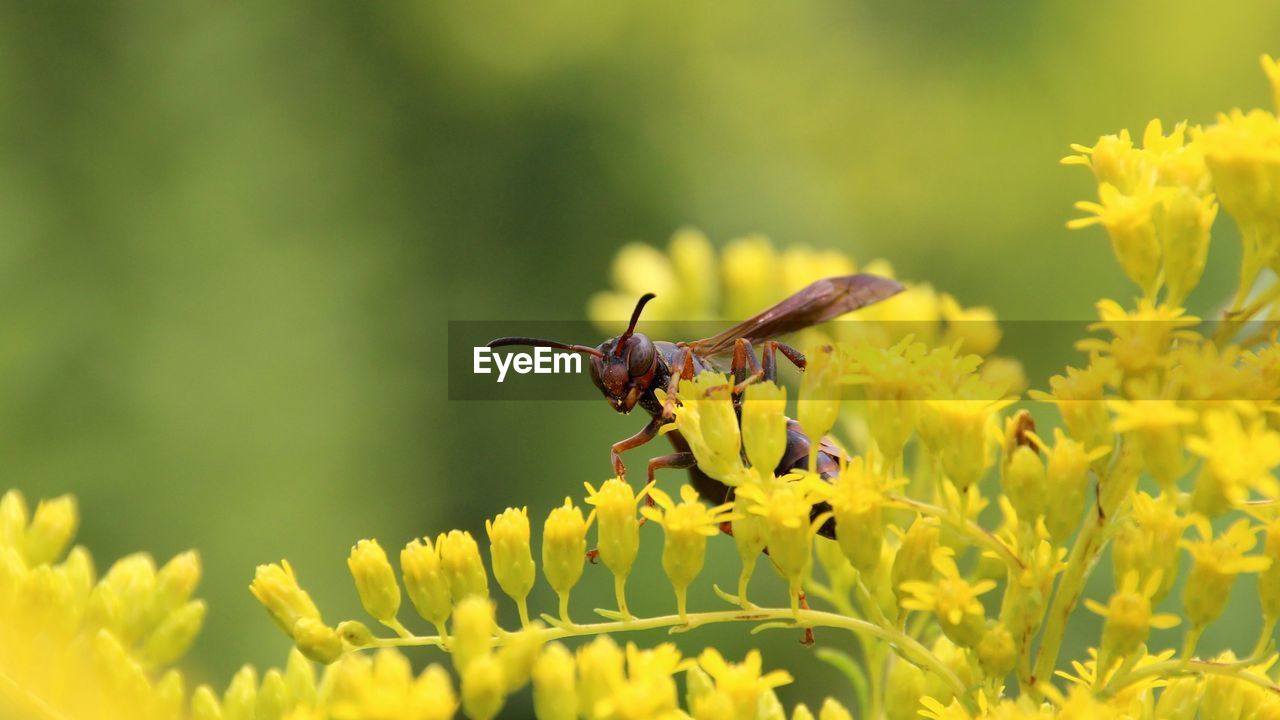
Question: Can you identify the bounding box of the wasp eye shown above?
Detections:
[627,334,655,376]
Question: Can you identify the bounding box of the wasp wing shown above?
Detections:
[688,274,904,356]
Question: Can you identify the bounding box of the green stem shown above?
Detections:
[368,606,976,711]
[613,575,631,621]
[1031,501,1106,690]
[1102,656,1280,699]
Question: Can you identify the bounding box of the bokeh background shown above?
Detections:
[4,0,1280,710]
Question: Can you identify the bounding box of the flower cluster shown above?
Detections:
[9,52,1280,720]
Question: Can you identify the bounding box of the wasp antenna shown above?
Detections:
[615,293,656,354]
[487,336,605,358]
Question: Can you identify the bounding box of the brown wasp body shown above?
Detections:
[488,274,904,540]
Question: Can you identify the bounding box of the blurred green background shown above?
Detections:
[3,0,1279,709]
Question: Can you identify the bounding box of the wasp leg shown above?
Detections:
[611,417,662,480]
[763,341,806,379]
[730,338,766,398]
[648,452,697,486]
[659,346,696,420]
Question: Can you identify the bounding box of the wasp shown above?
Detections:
[488,274,903,539]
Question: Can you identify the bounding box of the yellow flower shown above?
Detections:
[450,595,495,673]
[437,529,490,601]
[1111,491,1188,604]
[825,454,904,573]
[694,648,793,720]
[486,506,536,626]
[741,381,788,482]
[891,515,940,610]
[576,635,626,720]
[899,549,996,647]
[1031,429,1109,545]
[917,385,1015,492]
[324,650,457,720]
[737,476,828,611]
[1077,299,1200,378]
[1084,570,1180,671]
[797,345,842,467]
[400,536,452,635]
[584,478,645,617]
[347,538,402,630]
[542,497,592,623]
[1029,358,1117,456]
[250,560,322,639]
[593,643,690,720]
[641,485,734,620]
[1182,516,1271,628]
[939,293,1002,356]
[1063,128,1141,191]
[1068,182,1166,297]
[1108,397,1195,488]
[532,642,578,720]
[1187,409,1280,516]
[670,372,751,486]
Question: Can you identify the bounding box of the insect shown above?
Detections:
[487,274,904,539]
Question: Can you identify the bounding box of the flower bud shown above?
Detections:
[293,617,343,664]
[347,539,401,626]
[731,512,768,607]
[885,656,926,720]
[643,485,732,619]
[0,489,28,553]
[542,498,589,620]
[336,619,375,648]
[818,697,853,720]
[24,495,77,566]
[918,396,1012,492]
[401,537,452,632]
[102,552,158,645]
[577,635,625,719]
[437,530,489,601]
[190,685,223,720]
[976,622,1015,679]
[792,705,816,720]
[1183,518,1270,628]
[414,664,459,720]
[891,516,939,607]
[256,669,288,720]
[497,624,544,692]
[451,595,495,674]
[141,599,207,667]
[461,654,507,720]
[223,665,259,720]
[60,545,95,598]
[284,647,317,708]
[828,456,890,573]
[1201,655,1248,720]
[155,670,185,718]
[486,507,535,622]
[1159,187,1217,305]
[1043,431,1099,545]
[250,560,321,639]
[155,550,201,617]
[585,480,640,617]
[742,382,788,481]
[533,642,577,720]
[1002,445,1046,524]
[798,346,841,467]
[673,373,749,485]
[742,481,818,611]
[1154,676,1202,720]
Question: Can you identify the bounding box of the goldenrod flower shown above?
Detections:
[1260,517,1280,621]
[532,642,577,720]
[347,538,403,631]
[691,648,793,720]
[975,622,1015,678]
[1078,299,1200,378]
[250,560,322,639]
[641,484,734,620]
[1112,491,1188,604]
[1068,183,1166,298]
[324,650,458,720]
[1187,409,1280,516]
[486,506,536,626]
[918,387,1015,492]
[576,635,626,720]
[1029,359,1117,456]
[891,515,940,609]
[797,345,842,468]
[400,536,452,635]
[1085,570,1180,671]
[594,643,690,720]
[23,494,78,566]
[450,595,495,673]
[825,454,902,573]
[844,337,934,463]
[817,697,854,720]
[741,381,788,482]
[542,497,591,623]
[461,653,508,720]
[1002,442,1046,526]
[437,529,490,601]
[293,616,343,663]
[1036,429,1108,545]
[939,293,1002,356]
[670,372,751,486]
[899,549,996,647]
[737,476,826,612]
[1063,128,1141,191]
[584,478,645,617]
[1182,517,1271,628]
